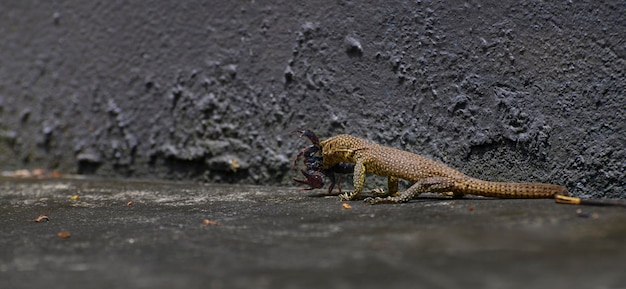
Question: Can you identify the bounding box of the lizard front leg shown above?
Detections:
[365,177,457,204]
[339,160,365,201]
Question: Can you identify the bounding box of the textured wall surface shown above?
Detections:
[0,1,624,198]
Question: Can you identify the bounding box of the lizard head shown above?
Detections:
[319,134,365,168]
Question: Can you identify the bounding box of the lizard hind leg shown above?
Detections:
[388,176,399,196]
[372,176,399,198]
[366,177,457,204]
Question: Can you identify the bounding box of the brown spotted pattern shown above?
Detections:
[319,134,568,199]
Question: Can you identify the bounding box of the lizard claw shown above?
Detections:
[364,197,382,205]
[339,191,360,201]
[371,188,390,197]
[364,197,375,205]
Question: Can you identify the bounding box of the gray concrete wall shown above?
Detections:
[0,1,623,198]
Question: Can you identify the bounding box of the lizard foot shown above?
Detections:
[364,196,409,205]
[371,188,390,197]
[441,191,465,198]
[339,191,360,201]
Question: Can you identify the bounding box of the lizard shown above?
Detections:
[313,133,569,204]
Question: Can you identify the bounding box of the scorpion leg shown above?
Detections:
[291,129,320,145]
[290,129,321,170]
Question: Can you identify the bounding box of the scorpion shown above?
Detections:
[291,129,354,194]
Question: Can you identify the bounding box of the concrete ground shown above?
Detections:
[1,177,625,289]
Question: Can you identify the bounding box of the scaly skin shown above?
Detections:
[318,134,569,203]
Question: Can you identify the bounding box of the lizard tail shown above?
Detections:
[461,178,569,198]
